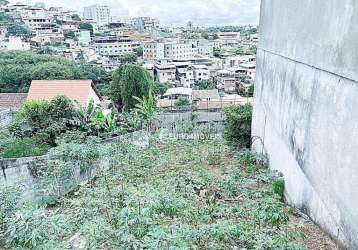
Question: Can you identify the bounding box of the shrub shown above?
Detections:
[223,104,252,149]
[8,96,76,146]
[175,97,190,107]
[0,137,50,158]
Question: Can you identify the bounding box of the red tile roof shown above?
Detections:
[0,93,28,109]
[27,80,102,106]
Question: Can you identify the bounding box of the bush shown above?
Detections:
[175,97,191,107]
[8,96,76,146]
[0,137,50,159]
[223,104,252,149]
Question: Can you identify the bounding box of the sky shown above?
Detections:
[11,0,261,26]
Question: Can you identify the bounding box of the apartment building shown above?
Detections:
[83,5,110,27]
[94,36,140,57]
[22,7,55,35]
[164,41,197,60]
[143,41,165,61]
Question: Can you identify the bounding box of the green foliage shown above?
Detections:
[79,22,93,34]
[0,137,50,158]
[75,100,117,137]
[71,14,81,21]
[0,185,20,234]
[224,104,253,149]
[272,178,285,201]
[134,47,144,57]
[119,53,137,64]
[0,13,31,38]
[109,64,154,110]
[9,96,76,146]
[133,89,156,123]
[175,96,190,107]
[154,81,171,97]
[0,51,111,93]
[195,79,216,90]
[0,134,312,249]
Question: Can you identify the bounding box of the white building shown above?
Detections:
[83,5,110,27]
[154,60,176,84]
[143,41,165,61]
[164,41,197,60]
[94,36,140,57]
[0,37,30,51]
[193,65,210,82]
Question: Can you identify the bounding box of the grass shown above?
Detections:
[0,133,336,249]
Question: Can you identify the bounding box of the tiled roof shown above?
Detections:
[27,80,102,106]
[0,93,28,109]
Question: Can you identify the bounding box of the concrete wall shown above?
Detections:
[252,1,358,249]
[0,109,16,128]
[0,131,149,201]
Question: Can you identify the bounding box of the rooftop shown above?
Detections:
[27,80,102,106]
[0,93,27,109]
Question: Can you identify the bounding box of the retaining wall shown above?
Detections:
[252,1,358,249]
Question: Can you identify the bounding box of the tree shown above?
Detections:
[71,14,81,22]
[0,51,111,93]
[154,81,171,97]
[119,53,137,64]
[175,97,190,107]
[201,32,209,39]
[109,64,154,110]
[213,33,219,40]
[79,22,93,34]
[195,80,216,90]
[134,47,143,57]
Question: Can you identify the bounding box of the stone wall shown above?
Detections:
[0,109,16,128]
[252,1,358,249]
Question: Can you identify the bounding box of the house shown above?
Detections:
[163,87,192,100]
[27,80,103,107]
[192,89,220,102]
[0,93,28,110]
[154,60,176,84]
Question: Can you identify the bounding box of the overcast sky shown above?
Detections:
[11,0,260,26]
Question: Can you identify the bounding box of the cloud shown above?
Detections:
[13,0,260,26]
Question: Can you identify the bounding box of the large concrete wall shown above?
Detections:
[252,1,358,249]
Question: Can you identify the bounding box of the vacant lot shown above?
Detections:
[1,133,337,249]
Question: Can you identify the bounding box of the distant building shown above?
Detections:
[0,37,30,51]
[193,65,210,82]
[196,39,214,57]
[94,36,140,58]
[164,41,197,60]
[154,60,176,84]
[27,80,103,107]
[134,17,160,32]
[143,41,165,61]
[83,5,110,27]
[77,30,91,45]
[163,87,192,100]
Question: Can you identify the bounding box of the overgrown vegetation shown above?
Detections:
[0,132,313,249]
[224,104,253,149]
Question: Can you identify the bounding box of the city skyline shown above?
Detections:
[9,0,260,26]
